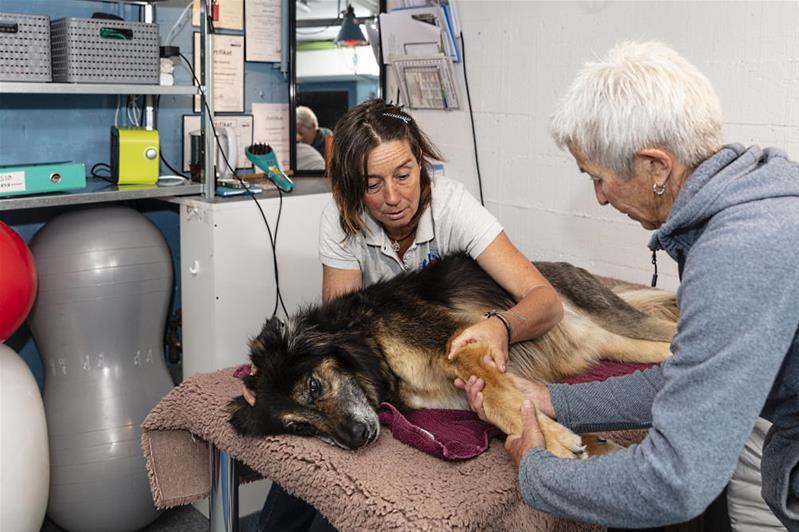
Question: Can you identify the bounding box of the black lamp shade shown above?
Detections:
[336,5,368,47]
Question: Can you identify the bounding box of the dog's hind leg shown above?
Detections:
[613,288,679,323]
[595,333,672,364]
[445,342,587,459]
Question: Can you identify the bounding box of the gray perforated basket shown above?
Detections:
[0,12,52,82]
[51,17,159,84]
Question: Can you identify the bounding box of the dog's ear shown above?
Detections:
[228,396,269,436]
[248,317,287,370]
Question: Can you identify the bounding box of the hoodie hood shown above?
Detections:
[649,144,799,263]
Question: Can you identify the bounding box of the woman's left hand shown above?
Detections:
[447,317,510,372]
[505,400,546,466]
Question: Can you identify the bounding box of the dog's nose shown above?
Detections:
[348,421,371,448]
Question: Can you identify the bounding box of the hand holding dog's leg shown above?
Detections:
[456,356,556,420]
[447,319,510,372]
[449,344,585,458]
[454,375,488,421]
[505,401,546,465]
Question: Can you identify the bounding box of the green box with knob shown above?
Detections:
[111,126,160,185]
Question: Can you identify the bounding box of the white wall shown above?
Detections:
[404,1,799,291]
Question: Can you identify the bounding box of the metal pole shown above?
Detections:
[209,444,239,532]
[200,0,215,198]
[143,2,156,130]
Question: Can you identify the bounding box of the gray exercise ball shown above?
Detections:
[28,206,174,532]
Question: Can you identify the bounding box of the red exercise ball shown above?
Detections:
[0,222,37,341]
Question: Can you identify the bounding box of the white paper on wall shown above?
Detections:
[251,102,290,171]
[245,0,282,62]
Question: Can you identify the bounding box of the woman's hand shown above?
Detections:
[504,400,546,465]
[448,317,511,372]
[242,365,257,407]
[454,354,557,419]
[454,374,489,421]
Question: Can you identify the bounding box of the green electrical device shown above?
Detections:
[0,161,87,198]
[110,127,160,185]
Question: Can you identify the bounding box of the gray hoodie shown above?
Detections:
[519,145,799,529]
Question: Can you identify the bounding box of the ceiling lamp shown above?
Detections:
[335,5,368,47]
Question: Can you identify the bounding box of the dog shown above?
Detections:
[229,253,677,458]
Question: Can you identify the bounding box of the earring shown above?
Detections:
[652,183,666,196]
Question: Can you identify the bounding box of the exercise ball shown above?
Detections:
[0,344,49,532]
[28,207,175,532]
[0,222,37,341]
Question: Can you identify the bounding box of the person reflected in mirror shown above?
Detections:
[296,105,333,159]
[297,141,325,171]
[459,41,799,530]
[245,98,564,532]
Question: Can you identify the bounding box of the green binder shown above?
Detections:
[0,162,87,198]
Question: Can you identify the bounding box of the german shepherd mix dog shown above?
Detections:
[229,253,677,458]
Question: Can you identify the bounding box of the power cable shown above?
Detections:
[459,32,485,206]
[179,51,289,319]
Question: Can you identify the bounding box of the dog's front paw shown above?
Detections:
[536,413,588,459]
[547,429,588,459]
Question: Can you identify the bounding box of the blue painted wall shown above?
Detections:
[1,0,289,388]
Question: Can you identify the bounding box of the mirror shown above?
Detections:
[290,0,385,175]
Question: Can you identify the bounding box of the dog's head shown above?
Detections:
[229,316,387,449]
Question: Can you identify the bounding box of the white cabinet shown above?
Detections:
[177,188,331,378]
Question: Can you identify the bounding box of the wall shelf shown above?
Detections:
[0,82,198,95]
[0,177,202,211]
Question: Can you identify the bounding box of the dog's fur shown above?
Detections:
[229,253,677,458]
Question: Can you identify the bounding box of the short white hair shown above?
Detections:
[296,106,318,129]
[550,41,723,177]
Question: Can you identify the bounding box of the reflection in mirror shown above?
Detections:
[292,0,384,174]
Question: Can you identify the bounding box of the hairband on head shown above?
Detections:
[382,112,411,124]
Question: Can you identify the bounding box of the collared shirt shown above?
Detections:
[319,177,503,286]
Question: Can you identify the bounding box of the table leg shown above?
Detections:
[209,444,239,532]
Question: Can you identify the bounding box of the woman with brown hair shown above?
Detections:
[252,98,564,531]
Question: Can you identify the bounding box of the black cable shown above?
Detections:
[91,162,113,182]
[459,32,485,206]
[179,52,289,320]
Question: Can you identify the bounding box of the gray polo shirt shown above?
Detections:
[319,177,503,286]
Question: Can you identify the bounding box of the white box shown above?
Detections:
[178,192,331,379]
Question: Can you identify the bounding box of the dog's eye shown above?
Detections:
[308,377,322,400]
[286,421,313,435]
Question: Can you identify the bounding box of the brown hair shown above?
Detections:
[327,99,444,238]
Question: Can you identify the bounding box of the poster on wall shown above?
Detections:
[181,114,254,172]
[251,102,290,171]
[192,0,244,30]
[193,33,245,113]
[245,0,282,62]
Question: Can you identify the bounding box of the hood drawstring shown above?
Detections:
[651,250,659,287]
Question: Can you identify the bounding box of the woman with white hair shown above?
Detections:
[296,105,332,158]
[459,41,799,529]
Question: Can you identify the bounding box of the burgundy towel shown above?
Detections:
[378,402,502,461]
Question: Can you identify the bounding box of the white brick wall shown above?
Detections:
[402,0,799,291]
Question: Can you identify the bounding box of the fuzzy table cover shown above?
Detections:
[141,366,649,531]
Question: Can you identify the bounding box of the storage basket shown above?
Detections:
[51,17,159,84]
[0,12,52,82]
